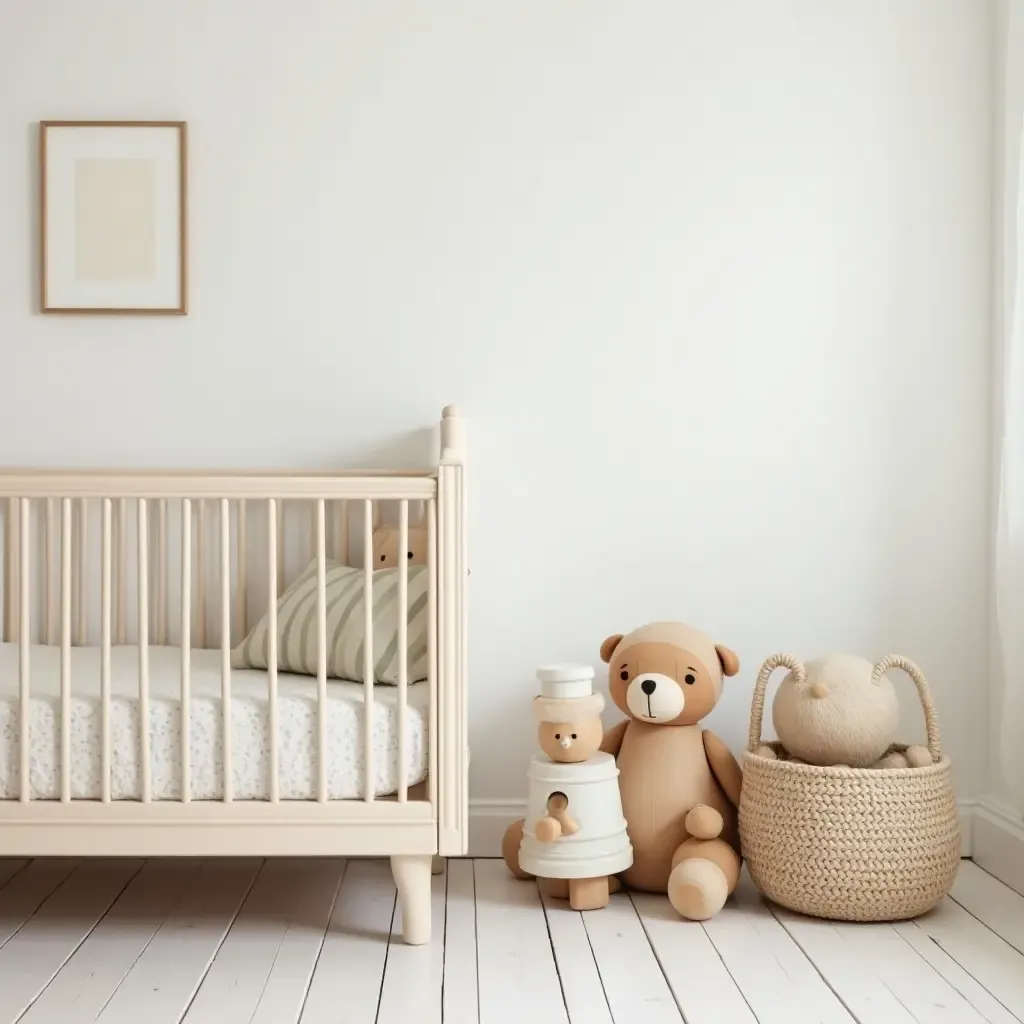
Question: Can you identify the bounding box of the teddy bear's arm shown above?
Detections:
[600,719,629,757]
[703,731,743,807]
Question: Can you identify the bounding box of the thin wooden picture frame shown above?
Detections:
[40,120,188,315]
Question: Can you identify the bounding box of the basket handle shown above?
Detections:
[748,652,806,753]
[871,654,941,762]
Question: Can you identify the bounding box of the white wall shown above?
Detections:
[0,2,994,823]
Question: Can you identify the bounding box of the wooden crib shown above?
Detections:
[0,406,468,945]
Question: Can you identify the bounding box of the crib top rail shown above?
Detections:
[0,470,438,500]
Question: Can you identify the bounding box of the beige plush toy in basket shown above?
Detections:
[739,653,961,922]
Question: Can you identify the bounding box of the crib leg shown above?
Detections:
[391,854,432,945]
[431,855,444,875]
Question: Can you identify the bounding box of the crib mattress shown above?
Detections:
[0,643,429,801]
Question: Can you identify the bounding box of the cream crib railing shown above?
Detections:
[0,406,467,945]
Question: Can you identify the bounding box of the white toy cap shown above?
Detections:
[533,664,604,723]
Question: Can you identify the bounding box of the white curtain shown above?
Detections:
[997,13,1024,816]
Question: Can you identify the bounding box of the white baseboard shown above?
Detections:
[970,794,1024,896]
[469,798,980,860]
[469,799,526,857]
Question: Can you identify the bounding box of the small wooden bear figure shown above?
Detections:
[502,665,633,911]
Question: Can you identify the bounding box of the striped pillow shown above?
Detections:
[231,560,429,685]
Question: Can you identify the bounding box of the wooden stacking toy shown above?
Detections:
[510,664,633,911]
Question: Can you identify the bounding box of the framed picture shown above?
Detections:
[40,121,187,315]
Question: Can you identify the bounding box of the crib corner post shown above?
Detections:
[437,405,468,858]
[439,405,466,465]
[3,496,19,644]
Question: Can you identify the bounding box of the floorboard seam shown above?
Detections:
[292,858,348,1024]
[903,923,1024,1024]
[0,859,83,953]
[948,894,1024,957]
[12,859,146,1024]
[0,860,31,898]
[763,906,860,1023]
[171,858,266,1024]
[372,882,398,1024]
[538,880,572,1023]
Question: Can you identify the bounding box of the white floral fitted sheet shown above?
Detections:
[0,643,429,801]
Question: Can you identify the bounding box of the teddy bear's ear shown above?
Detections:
[600,634,624,664]
[715,644,740,678]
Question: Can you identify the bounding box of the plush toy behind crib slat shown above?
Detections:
[372,525,428,568]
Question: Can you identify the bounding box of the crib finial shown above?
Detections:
[440,405,466,464]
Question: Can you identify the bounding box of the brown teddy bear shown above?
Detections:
[600,621,743,920]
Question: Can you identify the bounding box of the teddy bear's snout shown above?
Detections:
[626,672,685,722]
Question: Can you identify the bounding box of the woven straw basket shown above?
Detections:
[739,653,960,922]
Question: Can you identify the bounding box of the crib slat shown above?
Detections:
[221,498,232,803]
[157,498,168,645]
[398,500,408,803]
[317,499,328,803]
[101,499,112,803]
[19,498,30,803]
[427,498,437,809]
[276,500,285,597]
[197,498,207,648]
[76,498,87,645]
[267,498,279,803]
[116,497,126,645]
[335,499,349,565]
[309,503,317,568]
[181,498,192,803]
[3,498,16,644]
[61,498,72,803]
[45,497,55,645]
[363,498,374,803]
[236,499,247,639]
[138,499,151,803]
[266,499,278,802]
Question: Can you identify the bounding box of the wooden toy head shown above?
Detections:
[537,717,603,762]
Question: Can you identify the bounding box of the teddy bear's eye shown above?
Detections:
[684,673,696,685]
[555,733,561,740]
[619,670,629,681]
[571,733,577,739]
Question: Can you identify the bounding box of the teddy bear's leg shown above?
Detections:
[667,837,741,922]
[502,819,535,880]
[539,877,570,899]
[569,875,610,911]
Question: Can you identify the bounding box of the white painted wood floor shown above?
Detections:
[0,857,1021,1023]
